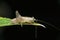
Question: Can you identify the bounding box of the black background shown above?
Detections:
[0,0,60,40]
[5,0,59,27]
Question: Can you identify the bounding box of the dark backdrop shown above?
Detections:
[5,0,59,27]
[0,0,60,40]
[0,0,59,27]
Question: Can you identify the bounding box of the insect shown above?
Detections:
[11,10,46,28]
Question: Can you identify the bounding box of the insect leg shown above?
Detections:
[20,22,23,27]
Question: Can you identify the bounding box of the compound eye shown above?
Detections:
[32,17,34,18]
[32,17,36,21]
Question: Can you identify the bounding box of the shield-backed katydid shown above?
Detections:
[11,10,46,28]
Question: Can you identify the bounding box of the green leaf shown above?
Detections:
[0,17,13,27]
